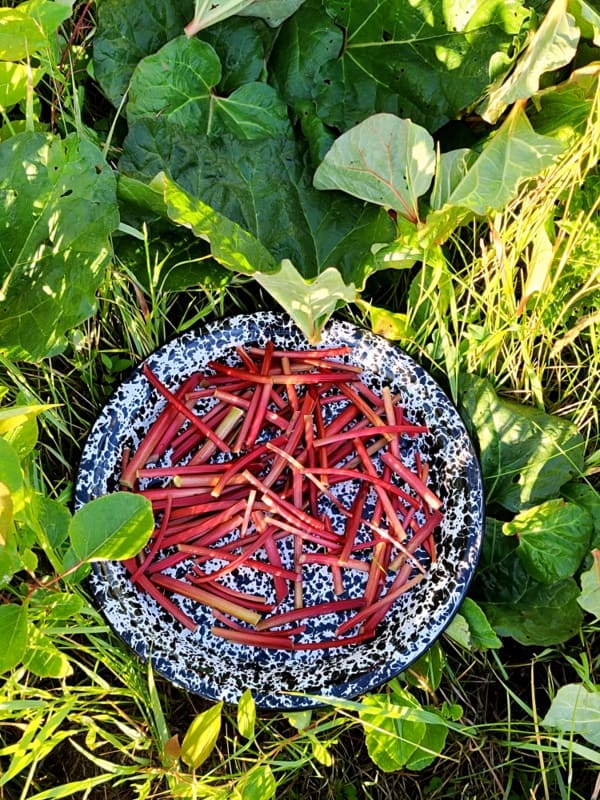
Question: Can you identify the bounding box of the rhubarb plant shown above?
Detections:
[93,0,566,342]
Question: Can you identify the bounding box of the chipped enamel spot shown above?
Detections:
[75,312,484,709]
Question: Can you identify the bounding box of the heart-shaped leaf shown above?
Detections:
[314,114,435,222]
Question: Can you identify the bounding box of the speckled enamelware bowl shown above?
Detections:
[75,311,484,709]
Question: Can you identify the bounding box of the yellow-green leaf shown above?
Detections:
[578,549,600,619]
[239,764,276,800]
[181,701,223,769]
[0,480,13,546]
[237,689,256,740]
[69,493,154,562]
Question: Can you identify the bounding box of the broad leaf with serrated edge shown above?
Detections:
[270,0,530,132]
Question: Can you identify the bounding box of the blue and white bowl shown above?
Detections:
[75,312,484,709]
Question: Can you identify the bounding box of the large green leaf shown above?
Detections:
[270,0,530,132]
[478,0,580,123]
[255,259,356,343]
[238,0,305,26]
[472,516,584,646]
[358,689,449,771]
[19,0,73,39]
[185,0,305,34]
[504,499,592,583]
[0,481,12,546]
[458,374,585,512]
[0,1,70,110]
[444,105,564,214]
[68,493,154,563]
[154,172,278,275]
[562,482,600,548]
[121,122,394,284]
[568,0,600,44]
[93,0,269,106]
[93,0,194,105]
[155,174,356,340]
[542,684,600,747]
[0,132,119,361]
[422,105,564,244]
[128,37,289,139]
[0,603,27,673]
[127,36,220,127]
[472,517,531,600]
[430,148,477,211]
[313,114,436,222]
[530,63,600,145]
[482,578,583,645]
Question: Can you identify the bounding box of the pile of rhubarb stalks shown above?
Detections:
[120,342,444,651]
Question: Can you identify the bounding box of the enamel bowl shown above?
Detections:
[75,312,484,709]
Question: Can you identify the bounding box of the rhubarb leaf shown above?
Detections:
[482,577,583,645]
[568,0,600,44]
[121,124,394,284]
[154,172,278,275]
[458,374,585,512]
[542,684,600,747]
[270,0,530,132]
[255,260,356,343]
[127,37,220,127]
[186,0,304,33]
[0,132,118,361]
[238,0,305,26]
[313,114,436,222]
[503,499,592,583]
[578,550,600,619]
[128,36,289,140]
[478,0,580,123]
[422,106,564,245]
[94,0,194,105]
